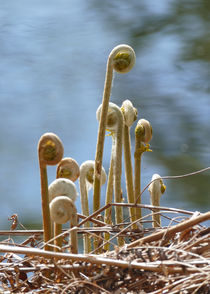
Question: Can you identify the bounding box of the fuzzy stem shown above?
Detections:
[54,223,62,252]
[114,115,124,246]
[149,175,166,228]
[152,202,161,227]
[104,139,115,251]
[123,124,137,228]
[70,214,78,254]
[80,161,106,253]
[79,174,91,253]
[150,187,161,228]
[97,102,125,247]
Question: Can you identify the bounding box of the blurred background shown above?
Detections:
[0,0,210,229]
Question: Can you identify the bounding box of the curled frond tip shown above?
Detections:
[57,157,80,182]
[136,119,152,144]
[48,178,77,203]
[121,99,138,127]
[38,132,64,166]
[50,196,77,224]
[97,102,123,132]
[111,44,136,74]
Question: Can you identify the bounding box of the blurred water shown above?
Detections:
[0,0,209,229]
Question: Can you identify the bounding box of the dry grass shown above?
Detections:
[0,204,209,293]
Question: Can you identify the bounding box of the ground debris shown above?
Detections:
[0,210,209,293]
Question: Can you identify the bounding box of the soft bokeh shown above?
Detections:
[0,0,209,228]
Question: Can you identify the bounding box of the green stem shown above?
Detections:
[134,125,145,221]
[134,145,143,221]
[93,63,113,213]
[123,125,137,228]
[134,119,153,221]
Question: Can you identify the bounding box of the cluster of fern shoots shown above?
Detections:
[0,44,209,293]
[36,44,166,254]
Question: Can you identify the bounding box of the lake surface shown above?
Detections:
[0,1,209,229]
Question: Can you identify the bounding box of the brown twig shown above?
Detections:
[126,211,210,248]
[0,244,206,274]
